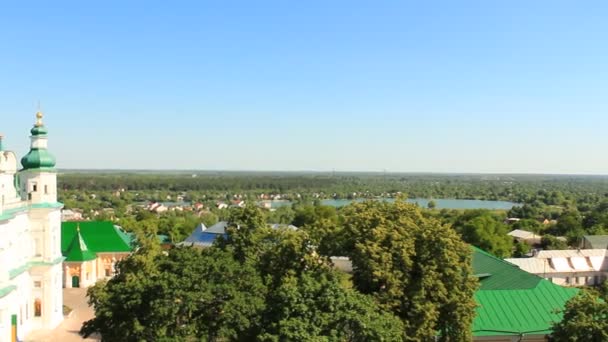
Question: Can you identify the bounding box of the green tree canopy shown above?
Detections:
[551,290,608,341]
[453,210,513,258]
[340,200,477,341]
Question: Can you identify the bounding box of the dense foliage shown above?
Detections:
[81,202,476,341]
[551,289,608,341]
[340,201,478,341]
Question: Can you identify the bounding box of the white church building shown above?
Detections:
[0,111,64,341]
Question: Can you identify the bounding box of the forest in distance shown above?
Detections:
[57,171,608,201]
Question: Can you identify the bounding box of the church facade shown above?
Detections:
[0,111,64,341]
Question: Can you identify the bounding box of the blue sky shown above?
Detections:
[1,1,607,173]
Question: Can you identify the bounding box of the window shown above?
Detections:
[595,276,600,285]
[34,299,41,317]
[565,277,570,284]
[33,281,42,288]
[32,184,37,192]
[44,185,48,194]
[575,277,579,285]
[105,268,111,277]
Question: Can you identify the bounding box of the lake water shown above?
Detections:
[265,198,519,210]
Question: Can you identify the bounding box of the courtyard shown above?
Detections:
[25,288,100,342]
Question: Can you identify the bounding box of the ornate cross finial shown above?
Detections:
[35,101,44,127]
[35,111,44,127]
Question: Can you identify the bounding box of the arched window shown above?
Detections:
[34,298,42,317]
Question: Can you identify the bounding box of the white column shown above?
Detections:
[92,259,97,283]
[64,265,72,288]
[79,263,85,288]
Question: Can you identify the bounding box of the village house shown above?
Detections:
[61,209,83,221]
[507,229,542,246]
[506,249,608,287]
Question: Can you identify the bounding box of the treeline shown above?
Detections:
[58,172,608,202]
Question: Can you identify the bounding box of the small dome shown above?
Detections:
[21,149,56,169]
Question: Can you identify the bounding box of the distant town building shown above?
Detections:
[179,222,228,248]
[507,229,542,245]
[179,222,298,248]
[0,112,64,340]
[506,249,608,287]
[61,209,83,221]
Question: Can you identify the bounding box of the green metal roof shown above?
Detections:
[472,246,579,337]
[473,247,541,291]
[61,221,132,256]
[64,229,97,262]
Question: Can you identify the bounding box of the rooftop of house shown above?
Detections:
[506,249,608,274]
[472,247,578,337]
[507,229,541,240]
[61,221,133,261]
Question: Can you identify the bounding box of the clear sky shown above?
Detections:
[1,1,607,173]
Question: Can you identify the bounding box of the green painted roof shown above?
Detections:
[472,246,579,337]
[21,148,56,169]
[473,247,541,290]
[61,221,133,256]
[64,229,97,262]
[0,285,16,299]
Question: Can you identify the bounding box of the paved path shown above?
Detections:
[26,288,100,342]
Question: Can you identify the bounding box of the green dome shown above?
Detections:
[30,125,48,136]
[21,148,56,169]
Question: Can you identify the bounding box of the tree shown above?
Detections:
[341,200,478,341]
[541,234,569,250]
[453,210,513,258]
[512,240,530,257]
[81,241,266,341]
[551,290,608,341]
[427,200,437,209]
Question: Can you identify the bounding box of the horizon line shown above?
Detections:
[56,168,608,177]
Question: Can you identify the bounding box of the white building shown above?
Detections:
[0,111,64,341]
[507,229,542,245]
[506,249,608,287]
